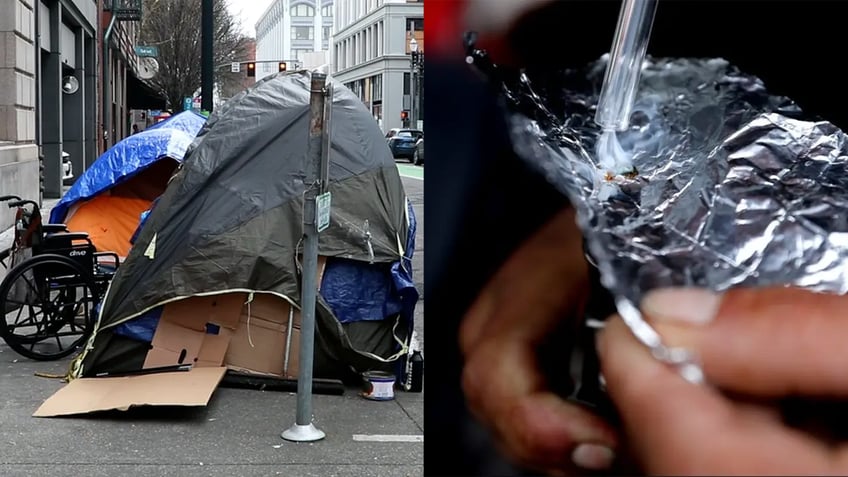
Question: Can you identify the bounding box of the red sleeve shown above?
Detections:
[425,0,468,60]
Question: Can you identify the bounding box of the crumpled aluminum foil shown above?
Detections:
[470,51,848,373]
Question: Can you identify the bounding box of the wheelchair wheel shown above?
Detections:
[0,254,97,361]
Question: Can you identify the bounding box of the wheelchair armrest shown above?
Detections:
[44,231,90,242]
[42,224,68,233]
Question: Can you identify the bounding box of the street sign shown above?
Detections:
[112,0,143,20]
[231,62,240,73]
[134,45,159,57]
[183,97,192,111]
[316,192,331,232]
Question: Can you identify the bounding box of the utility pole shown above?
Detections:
[201,0,214,112]
[282,71,332,443]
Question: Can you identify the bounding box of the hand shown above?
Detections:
[598,287,848,475]
[460,207,620,475]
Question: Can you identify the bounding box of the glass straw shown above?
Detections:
[594,0,658,132]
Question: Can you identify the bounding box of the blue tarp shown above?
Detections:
[49,111,207,224]
[320,198,419,326]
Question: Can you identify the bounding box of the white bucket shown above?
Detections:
[361,371,396,401]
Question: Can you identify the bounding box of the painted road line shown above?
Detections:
[352,434,424,442]
[396,163,423,180]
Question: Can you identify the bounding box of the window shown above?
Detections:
[292,26,314,40]
[406,18,423,32]
[321,5,333,17]
[323,26,332,40]
[372,74,382,101]
[291,4,314,17]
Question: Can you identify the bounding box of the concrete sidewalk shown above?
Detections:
[0,192,425,475]
[0,355,423,476]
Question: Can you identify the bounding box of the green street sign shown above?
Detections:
[135,45,159,58]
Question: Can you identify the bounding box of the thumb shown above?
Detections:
[597,316,835,475]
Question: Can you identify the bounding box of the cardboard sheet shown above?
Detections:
[33,367,227,417]
[143,293,245,369]
[35,258,328,418]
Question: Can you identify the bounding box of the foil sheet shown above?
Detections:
[467,47,848,366]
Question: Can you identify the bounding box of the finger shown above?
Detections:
[463,336,618,472]
[459,207,588,354]
[598,315,836,475]
[641,287,848,397]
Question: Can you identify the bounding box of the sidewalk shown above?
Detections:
[0,193,425,476]
[2,355,424,476]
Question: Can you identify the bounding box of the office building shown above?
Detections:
[332,0,423,133]
[255,0,335,81]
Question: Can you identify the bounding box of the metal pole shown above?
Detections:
[102,13,117,152]
[201,0,214,112]
[282,71,328,443]
[409,56,415,128]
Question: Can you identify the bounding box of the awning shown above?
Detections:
[128,72,167,110]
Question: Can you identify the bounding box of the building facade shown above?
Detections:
[0,0,158,231]
[255,0,334,81]
[0,0,101,210]
[332,0,422,133]
[0,0,40,220]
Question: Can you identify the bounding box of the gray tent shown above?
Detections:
[69,70,414,381]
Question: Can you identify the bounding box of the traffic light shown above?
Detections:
[401,110,409,121]
[247,62,256,77]
[278,62,287,72]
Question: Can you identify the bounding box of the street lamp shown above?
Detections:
[409,36,418,129]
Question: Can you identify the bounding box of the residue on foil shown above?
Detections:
[465,42,848,366]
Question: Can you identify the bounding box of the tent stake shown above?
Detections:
[282,71,329,443]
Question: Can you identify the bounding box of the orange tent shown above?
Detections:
[64,159,177,258]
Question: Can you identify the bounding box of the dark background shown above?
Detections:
[425,1,848,475]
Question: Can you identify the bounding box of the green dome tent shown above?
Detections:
[68,70,413,383]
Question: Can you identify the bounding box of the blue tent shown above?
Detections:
[50,111,207,225]
[49,111,206,257]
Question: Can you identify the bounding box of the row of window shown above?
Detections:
[345,73,383,103]
[292,26,333,41]
[291,3,334,17]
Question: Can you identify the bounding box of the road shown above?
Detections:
[0,165,424,476]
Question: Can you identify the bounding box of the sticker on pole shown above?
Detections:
[316,192,331,232]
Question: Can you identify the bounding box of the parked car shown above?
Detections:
[413,136,424,166]
[62,151,74,184]
[387,129,424,162]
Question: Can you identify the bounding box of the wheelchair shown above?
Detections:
[0,195,119,361]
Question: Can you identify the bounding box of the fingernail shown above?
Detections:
[571,443,615,470]
[641,288,723,325]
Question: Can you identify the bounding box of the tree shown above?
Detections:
[140,0,251,110]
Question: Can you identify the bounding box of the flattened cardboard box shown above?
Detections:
[143,293,245,370]
[33,367,227,417]
[225,306,301,378]
[35,257,327,417]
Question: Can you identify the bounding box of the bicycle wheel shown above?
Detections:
[0,254,97,361]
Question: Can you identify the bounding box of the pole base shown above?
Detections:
[281,423,326,442]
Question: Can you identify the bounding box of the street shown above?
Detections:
[0,169,423,476]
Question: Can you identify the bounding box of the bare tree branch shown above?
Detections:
[140,0,252,110]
